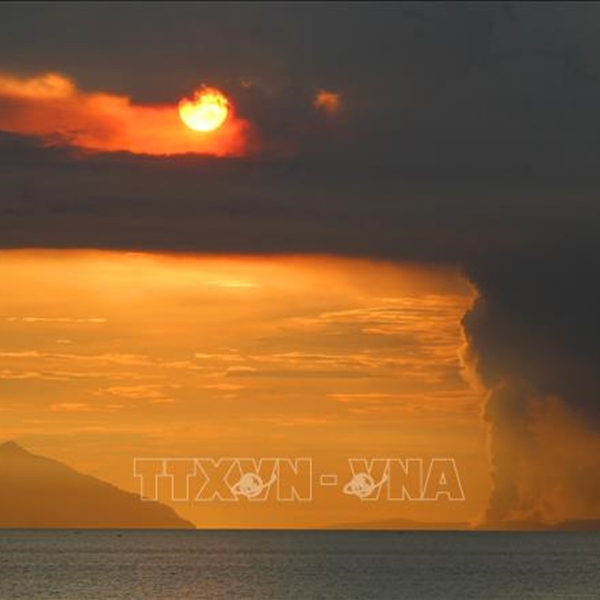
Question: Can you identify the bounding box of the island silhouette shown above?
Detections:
[0,441,194,529]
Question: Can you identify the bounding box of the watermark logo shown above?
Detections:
[134,456,464,503]
[231,471,277,498]
[343,472,388,499]
[342,458,464,501]
[134,457,312,502]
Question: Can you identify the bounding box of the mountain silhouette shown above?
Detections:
[329,516,600,532]
[0,441,194,529]
[328,518,470,531]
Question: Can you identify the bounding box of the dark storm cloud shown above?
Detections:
[462,250,600,522]
[1,130,597,260]
[1,2,600,522]
[464,250,600,418]
[1,2,600,169]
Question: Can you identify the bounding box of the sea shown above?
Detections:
[0,530,598,599]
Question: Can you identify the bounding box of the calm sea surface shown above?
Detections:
[0,530,598,599]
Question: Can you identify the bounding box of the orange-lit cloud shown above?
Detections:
[0,250,488,527]
[0,71,251,156]
[313,89,341,116]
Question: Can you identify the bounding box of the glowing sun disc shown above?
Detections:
[178,87,229,132]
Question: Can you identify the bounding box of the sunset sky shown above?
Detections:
[0,251,486,526]
[1,2,599,529]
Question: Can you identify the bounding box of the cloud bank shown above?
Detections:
[0,72,251,156]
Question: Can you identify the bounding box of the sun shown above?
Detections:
[178,87,229,132]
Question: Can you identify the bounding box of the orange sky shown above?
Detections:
[0,250,488,527]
